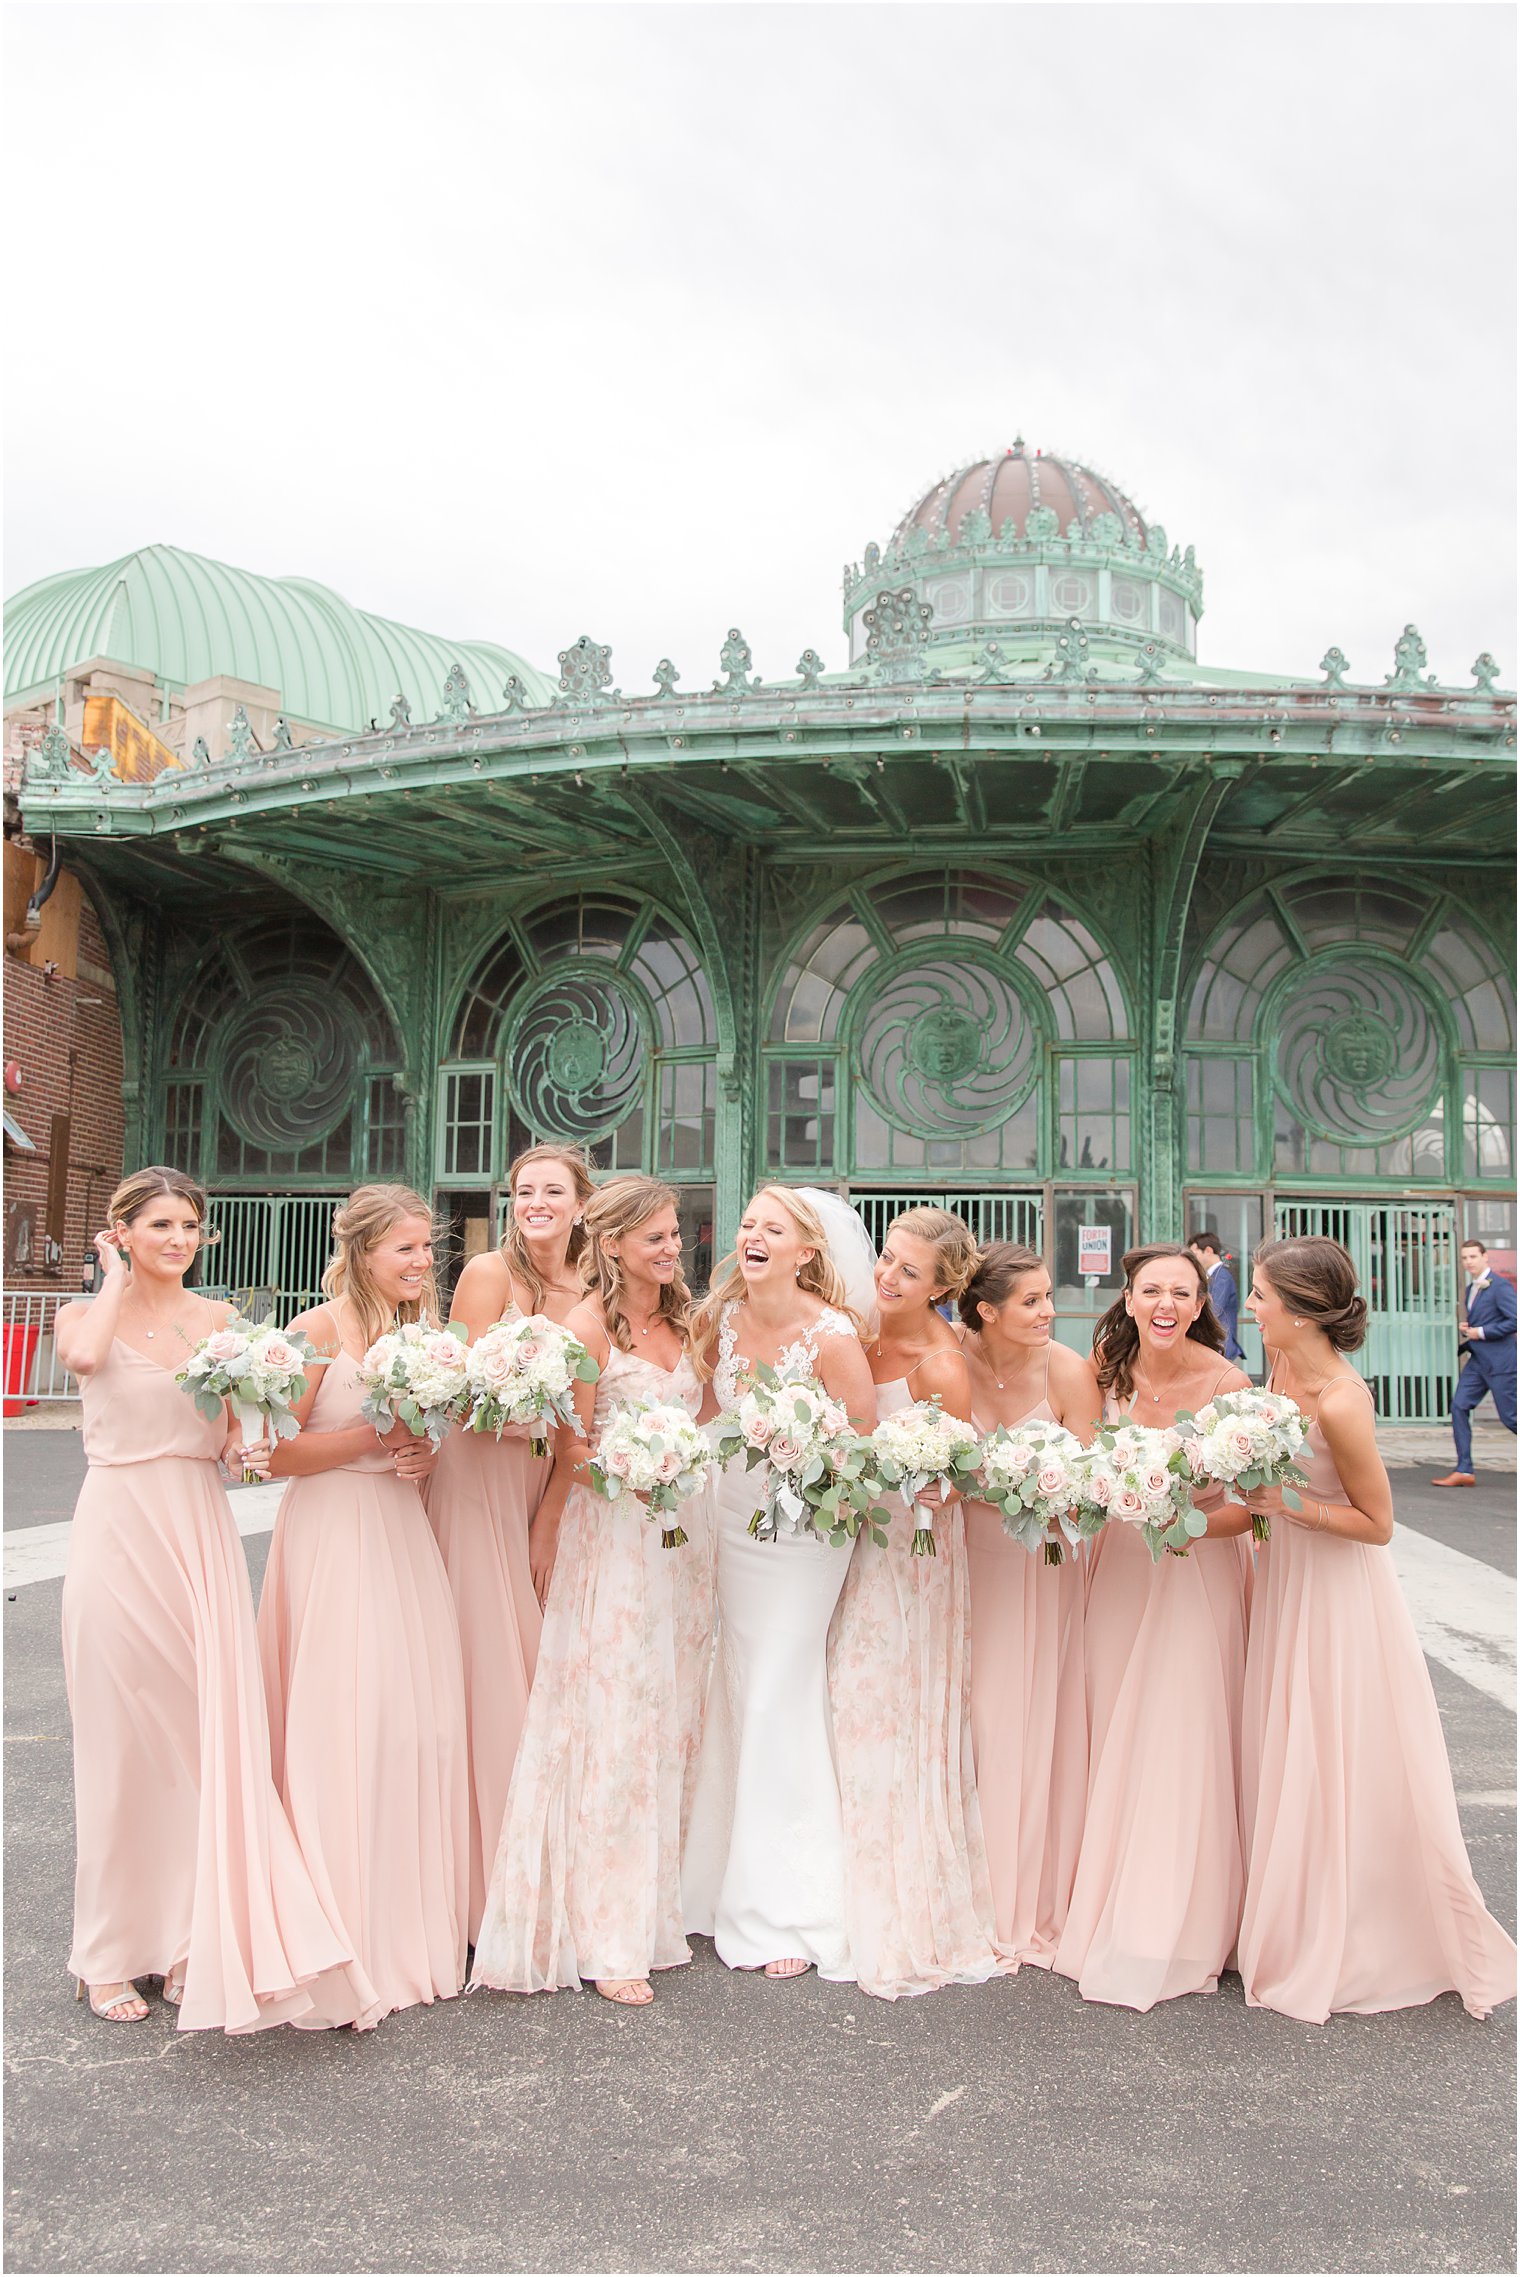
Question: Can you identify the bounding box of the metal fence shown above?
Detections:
[3,1290,83,1405]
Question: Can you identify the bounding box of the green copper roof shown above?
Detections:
[3,543,553,730]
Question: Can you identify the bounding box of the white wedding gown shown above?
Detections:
[682,1302,858,1977]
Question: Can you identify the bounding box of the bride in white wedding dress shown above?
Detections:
[682,1187,878,1979]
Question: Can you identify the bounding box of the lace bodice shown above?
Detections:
[592,1339,702,1427]
[712,1300,857,1411]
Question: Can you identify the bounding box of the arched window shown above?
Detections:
[1183,876,1515,1186]
[439,891,718,1184]
[161,916,404,1187]
[765,868,1133,1180]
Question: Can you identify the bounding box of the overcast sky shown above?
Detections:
[6,2,1515,693]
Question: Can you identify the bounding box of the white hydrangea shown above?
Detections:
[587,1397,715,1546]
[865,1399,983,1557]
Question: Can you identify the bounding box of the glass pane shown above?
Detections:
[766,1059,836,1173]
[1058,1055,1132,1174]
[1465,1066,1515,1181]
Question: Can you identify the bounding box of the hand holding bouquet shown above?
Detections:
[713,1362,876,1545]
[1083,1422,1201,1562]
[357,1322,469,1446]
[976,1421,1094,1565]
[1177,1387,1308,1542]
[176,1317,318,1482]
[865,1398,983,1557]
[587,1397,715,1548]
[461,1314,600,1457]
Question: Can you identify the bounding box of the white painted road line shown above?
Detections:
[5,1504,1516,1723]
[1389,1522,1516,1715]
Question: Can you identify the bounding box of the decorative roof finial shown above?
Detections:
[557,635,615,706]
[1319,647,1350,690]
[1385,624,1436,694]
[438,663,477,725]
[714,629,758,694]
[1471,652,1501,693]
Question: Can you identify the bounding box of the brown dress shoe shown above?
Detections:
[1430,1471,1477,1487]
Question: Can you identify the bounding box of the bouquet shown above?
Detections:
[975,1421,1095,1565]
[460,1314,600,1457]
[713,1362,877,1545]
[1082,1421,1201,1562]
[1178,1387,1309,1543]
[357,1321,469,1446]
[864,1398,983,1557]
[586,1397,715,1549]
[175,1316,318,1483]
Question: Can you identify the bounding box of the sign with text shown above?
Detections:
[1077,1224,1112,1279]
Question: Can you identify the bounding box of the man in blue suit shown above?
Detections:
[1189,1229,1244,1362]
[1433,1240,1517,1486]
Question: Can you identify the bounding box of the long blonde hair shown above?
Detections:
[321,1183,441,1351]
[690,1185,856,1381]
[579,1175,692,1354]
[886,1206,981,1301]
[501,1143,595,1311]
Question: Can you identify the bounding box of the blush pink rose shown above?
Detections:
[1036,1463,1067,1498]
[255,1335,300,1373]
[204,1329,246,1363]
[1087,1470,1113,1507]
[1112,1487,1146,1523]
[769,1433,804,1469]
[606,1446,633,1479]
[748,1413,776,1447]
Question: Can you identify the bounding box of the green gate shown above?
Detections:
[203,1195,345,1322]
[849,1188,1045,1254]
[1275,1199,1457,1422]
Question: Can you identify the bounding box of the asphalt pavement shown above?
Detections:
[3,1431,1514,2276]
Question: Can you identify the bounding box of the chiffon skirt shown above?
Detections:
[62,1456,366,2032]
[423,1426,549,1943]
[683,1458,854,1976]
[1054,1521,1250,2011]
[1239,1522,1516,2021]
[964,1500,1088,1965]
[471,1480,716,1992]
[257,1467,470,2028]
[827,1504,1006,1999]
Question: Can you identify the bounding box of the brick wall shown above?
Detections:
[4,845,126,1290]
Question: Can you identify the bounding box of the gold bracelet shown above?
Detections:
[1313,1501,1332,1532]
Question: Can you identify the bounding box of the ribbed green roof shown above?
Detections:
[4,543,553,730]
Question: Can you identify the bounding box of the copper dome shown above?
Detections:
[894,438,1147,547]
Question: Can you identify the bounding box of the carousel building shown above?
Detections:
[5,439,1516,1419]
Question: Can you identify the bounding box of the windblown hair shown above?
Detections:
[957,1242,1045,1332]
[690,1186,858,1381]
[1093,1243,1223,1403]
[500,1143,595,1312]
[579,1175,692,1354]
[321,1184,441,1352]
[1254,1236,1370,1353]
[887,1206,980,1302]
[109,1165,219,1246]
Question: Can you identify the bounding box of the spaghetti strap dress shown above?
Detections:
[682,1303,857,1977]
[963,1348,1088,1966]
[1054,1365,1251,2010]
[257,1351,470,2027]
[61,1339,366,2032]
[827,1371,1006,1999]
[470,1344,717,1992]
[1239,1365,1516,2021]
[422,1297,549,1945]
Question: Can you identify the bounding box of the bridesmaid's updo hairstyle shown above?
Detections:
[957,1242,1044,1332]
[501,1143,595,1312]
[690,1186,856,1382]
[322,1184,441,1351]
[580,1175,692,1354]
[886,1206,981,1302]
[108,1165,218,1246]
[1093,1243,1223,1404]
[1254,1236,1370,1352]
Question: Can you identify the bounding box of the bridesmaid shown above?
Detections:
[1054,1243,1252,2010]
[828,1206,1006,1999]
[55,1168,364,2030]
[257,1185,469,2028]
[682,1186,877,1981]
[470,1176,716,2007]
[958,1244,1101,1967]
[424,1142,594,1944]
[1238,1236,1516,2022]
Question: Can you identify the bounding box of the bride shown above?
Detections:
[682,1186,877,1979]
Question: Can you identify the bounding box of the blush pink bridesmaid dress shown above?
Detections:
[62,1340,370,2032]
[963,1351,1088,1967]
[470,1342,716,1993]
[1239,1366,1516,2022]
[257,1351,470,2027]
[1054,1370,1251,2010]
[423,1302,548,1944]
[827,1376,1007,2000]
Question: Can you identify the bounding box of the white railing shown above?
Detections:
[3,1290,84,1405]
